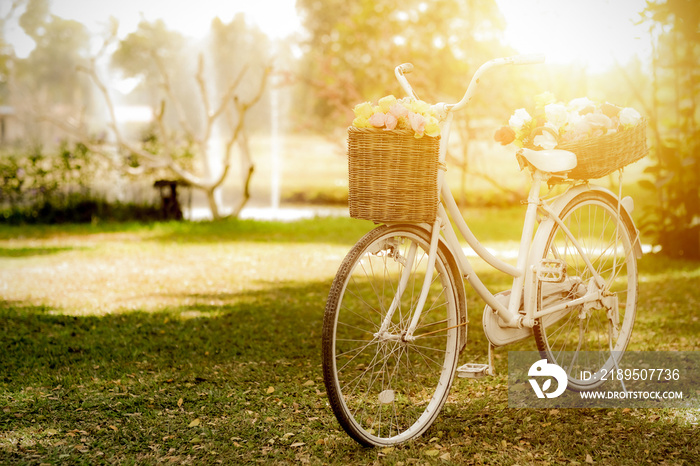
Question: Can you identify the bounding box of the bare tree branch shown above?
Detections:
[153,52,196,140]
[214,65,271,191]
[27,23,271,220]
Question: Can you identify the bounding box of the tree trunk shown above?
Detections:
[205,187,224,220]
[231,130,254,218]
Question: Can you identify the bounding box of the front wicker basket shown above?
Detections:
[347,127,440,223]
[539,119,648,180]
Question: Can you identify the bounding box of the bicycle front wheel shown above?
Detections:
[322,224,463,446]
[533,191,638,391]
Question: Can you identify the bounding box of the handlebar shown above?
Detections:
[394,54,545,114]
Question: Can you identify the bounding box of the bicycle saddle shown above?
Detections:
[519,148,577,174]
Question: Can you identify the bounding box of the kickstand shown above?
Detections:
[487,343,496,376]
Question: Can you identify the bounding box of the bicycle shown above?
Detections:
[321,55,643,447]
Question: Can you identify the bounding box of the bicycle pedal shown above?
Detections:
[456,363,491,379]
[535,259,566,283]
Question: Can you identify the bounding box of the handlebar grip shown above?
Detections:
[509,54,546,65]
[397,63,414,74]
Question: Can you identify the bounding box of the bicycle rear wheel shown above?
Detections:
[322,224,463,446]
[533,191,638,391]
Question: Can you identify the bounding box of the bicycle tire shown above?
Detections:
[532,190,638,391]
[322,224,464,446]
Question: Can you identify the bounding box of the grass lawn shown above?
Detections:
[1,214,698,465]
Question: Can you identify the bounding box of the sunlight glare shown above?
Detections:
[496,0,651,72]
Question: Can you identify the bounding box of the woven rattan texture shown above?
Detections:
[558,119,648,180]
[347,127,440,223]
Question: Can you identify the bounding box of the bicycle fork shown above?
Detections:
[374,217,443,343]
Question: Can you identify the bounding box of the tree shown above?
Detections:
[0,0,25,104]
[297,0,507,124]
[24,15,271,220]
[296,0,532,204]
[637,0,700,258]
[9,0,93,142]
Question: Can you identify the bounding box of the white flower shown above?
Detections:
[534,131,558,150]
[619,107,641,126]
[509,108,532,130]
[567,97,595,112]
[567,110,583,126]
[545,103,568,131]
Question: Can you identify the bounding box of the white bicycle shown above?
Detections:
[322,56,642,446]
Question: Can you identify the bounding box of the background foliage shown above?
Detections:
[637,0,700,258]
[0,0,698,255]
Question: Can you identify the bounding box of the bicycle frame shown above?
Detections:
[388,57,641,344]
[323,55,645,447]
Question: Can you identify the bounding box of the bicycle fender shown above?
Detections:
[537,184,643,260]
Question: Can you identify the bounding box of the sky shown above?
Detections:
[4,0,651,72]
[496,0,651,72]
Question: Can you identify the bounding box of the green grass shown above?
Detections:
[1,216,698,465]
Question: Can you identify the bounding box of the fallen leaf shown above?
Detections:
[585,453,594,463]
[440,452,451,461]
[381,447,394,454]
[425,449,440,457]
[177,398,183,408]
[290,442,305,448]
[45,429,58,436]
[266,386,275,394]
[303,380,315,386]
[188,418,201,427]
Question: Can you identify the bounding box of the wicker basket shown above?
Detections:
[529,120,648,180]
[347,127,440,223]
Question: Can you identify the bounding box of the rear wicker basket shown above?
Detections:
[347,127,440,223]
[531,119,648,180]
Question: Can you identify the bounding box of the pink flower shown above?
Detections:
[389,103,409,119]
[385,113,398,130]
[369,112,387,128]
[408,112,426,136]
[583,113,613,130]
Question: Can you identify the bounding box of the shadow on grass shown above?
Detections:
[1,271,698,464]
[0,280,331,382]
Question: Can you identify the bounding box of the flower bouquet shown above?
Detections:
[347,95,441,223]
[494,92,647,179]
[351,95,440,138]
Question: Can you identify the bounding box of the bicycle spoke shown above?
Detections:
[535,194,637,391]
[323,226,459,446]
